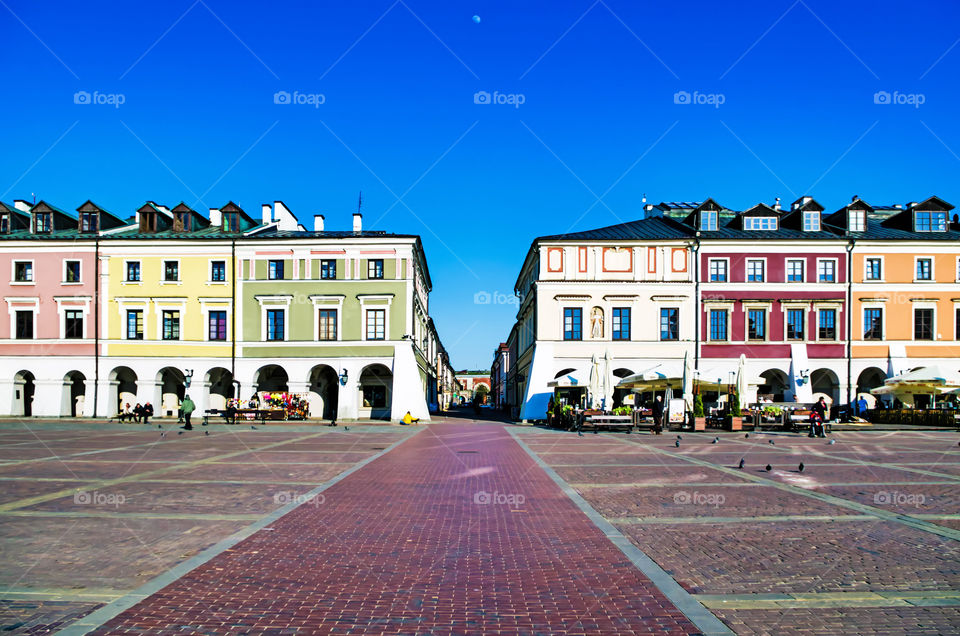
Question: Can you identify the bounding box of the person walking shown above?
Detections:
[143,402,154,425]
[652,395,664,435]
[180,395,196,430]
[810,396,827,438]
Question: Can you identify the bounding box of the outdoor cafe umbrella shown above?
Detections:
[681,349,693,410]
[735,354,747,411]
[871,365,960,407]
[602,349,613,410]
[588,353,602,409]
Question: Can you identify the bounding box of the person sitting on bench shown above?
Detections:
[118,403,132,422]
[224,399,238,425]
[401,411,420,425]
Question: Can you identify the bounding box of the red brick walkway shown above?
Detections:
[93,424,696,634]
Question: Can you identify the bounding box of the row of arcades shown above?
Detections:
[8,362,399,421]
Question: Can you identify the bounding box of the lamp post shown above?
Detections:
[338,369,349,386]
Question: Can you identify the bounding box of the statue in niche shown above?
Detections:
[590,306,604,339]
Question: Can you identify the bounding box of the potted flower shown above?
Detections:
[725,389,742,431]
[692,393,706,431]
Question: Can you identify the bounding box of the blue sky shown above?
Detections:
[2,0,959,369]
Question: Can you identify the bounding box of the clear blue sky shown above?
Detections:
[2,0,959,369]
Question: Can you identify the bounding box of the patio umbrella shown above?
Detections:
[588,353,601,409]
[602,349,613,410]
[735,354,747,411]
[681,350,693,410]
[871,365,960,407]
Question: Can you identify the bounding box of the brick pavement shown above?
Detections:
[89,423,698,635]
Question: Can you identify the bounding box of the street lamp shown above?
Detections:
[184,369,194,388]
[339,369,349,386]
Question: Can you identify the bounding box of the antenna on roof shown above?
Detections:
[31,193,35,204]
[357,191,363,214]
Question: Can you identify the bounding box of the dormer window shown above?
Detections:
[915,210,947,232]
[173,212,190,232]
[0,214,8,233]
[744,217,777,231]
[139,212,157,233]
[80,212,98,233]
[223,213,239,232]
[848,210,866,232]
[34,213,52,233]
[701,210,718,231]
[802,210,821,231]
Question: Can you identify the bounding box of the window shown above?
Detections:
[208,310,227,341]
[126,261,141,282]
[210,261,226,282]
[266,309,285,341]
[744,217,777,230]
[222,213,240,232]
[818,260,836,283]
[612,307,631,341]
[163,260,179,282]
[318,309,337,341]
[126,310,143,340]
[563,308,582,341]
[747,308,766,340]
[802,210,821,231]
[914,308,934,341]
[173,212,190,232]
[660,308,679,341]
[708,259,727,282]
[786,260,804,282]
[865,258,882,281]
[363,386,387,409]
[863,308,883,340]
[65,260,81,283]
[64,310,83,339]
[14,261,33,282]
[268,260,284,280]
[162,310,180,340]
[787,309,805,340]
[819,309,836,340]
[80,212,98,233]
[915,210,947,232]
[0,214,8,233]
[15,311,33,339]
[701,210,718,231]
[709,309,728,341]
[34,213,51,233]
[746,259,765,282]
[848,211,866,232]
[368,259,384,279]
[916,258,932,281]
[366,309,385,341]
[320,260,336,279]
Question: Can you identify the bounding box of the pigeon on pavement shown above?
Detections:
[765,464,772,471]
[799,462,805,472]
[738,458,745,469]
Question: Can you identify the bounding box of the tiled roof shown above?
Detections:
[537,217,691,241]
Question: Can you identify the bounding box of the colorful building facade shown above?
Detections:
[506,195,960,420]
[0,199,454,421]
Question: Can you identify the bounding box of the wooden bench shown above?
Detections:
[201,409,283,425]
[578,414,635,433]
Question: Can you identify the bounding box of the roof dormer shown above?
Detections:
[218,201,255,233]
[786,196,825,232]
[136,202,171,234]
[908,196,953,232]
[0,202,29,234]
[76,200,125,234]
[682,198,724,231]
[740,203,779,231]
[30,201,75,234]
[824,197,872,234]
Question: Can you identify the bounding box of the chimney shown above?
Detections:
[261,203,272,225]
[14,200,31,212]
[907,201,918,209]
[852,195,859,202]
[314,214,325,232]
[893,204,903,210]
[774,197,781,211]
[209,207,222,226]
[353,213,362,232]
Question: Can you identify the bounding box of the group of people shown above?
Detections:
[118,402,155,424]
